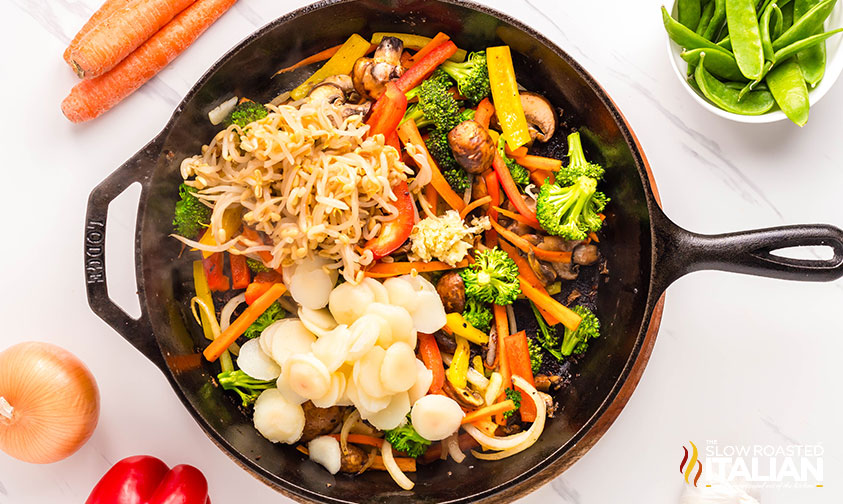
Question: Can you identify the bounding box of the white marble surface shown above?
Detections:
[1,1,842,503]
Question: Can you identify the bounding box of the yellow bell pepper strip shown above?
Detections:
[290,34,371,100]
[195,207,242,259]
[370,32,466,61]
[472,355,486,377]
[192,261,232,372]
[446,335,471,389]
[486,45,531,150]
[445,312,490,345]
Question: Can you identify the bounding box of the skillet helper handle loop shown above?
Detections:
[85,136,165,370]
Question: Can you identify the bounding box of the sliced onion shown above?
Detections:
[339,410,361,454]
[467,375,546,459]
[446,433,466,463]
[308,436,342,474]
[381,439,414,490]
[236,339,281,380]
[484,372,503,406]
[208,96,237,125]
[220,293,246,332]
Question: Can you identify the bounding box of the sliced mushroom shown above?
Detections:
[308,81,371,119]
[527,250,557,285]
[448,120,495,174]
[551,260,579,281]
[339,444,369,473]
[433,330,457,354]
[471,174,489,210]
[443,380,484,408]
[504,217,533,237]
[352,36,405,100]
[572,243,600,266]
[436,272,466,314]
[520,92,556,142]
[321,74,354,94]
[538,391,557,418]
[538,235,581,252]
[484,325,497,368]
[533,374,563,392]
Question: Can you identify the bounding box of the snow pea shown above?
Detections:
[704,0,728,40]
[794,0,827,87]
[679,0,703,30]
[781,1,795,29]
[662,6,723,50]
[772,0,836,50]
[726,0,766,79]
[697,1,717,35]
[695,53,776,114]
[681,47,747,80]
[766,58,810,125]
[760,2,783,62]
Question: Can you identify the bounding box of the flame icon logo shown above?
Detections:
[680,441,703,486]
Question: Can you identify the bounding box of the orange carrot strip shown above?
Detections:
[328,434,384,448]
[64,0,131,64]
[69,0,197,78]
[203,283,286,361]
[400,50,414,68]
[489,220,572,263]
[506,145,528,158]
[459,196,492,220]
[408,32,450,65]
[461,400,515,425]
[62,0,237,122]
[519,278,582,332]
[296,445,416,472]
[365,260,469,278]
[492,206,543,231]
[530,169,554,186]
[505,331,536,422]
[484,171,500,246]
[497,241,559,326]
[470,419,499,436]
[588,232,600,243]
[474,98,495,129]
[396,119,465,211]
[493,304,511,426]
[424,184,439,215]
[515,155,563,172]
[273,43,343,75]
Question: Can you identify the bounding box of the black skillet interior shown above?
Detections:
[84,0,843,502]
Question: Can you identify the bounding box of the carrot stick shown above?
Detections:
[484,171,500,246]
[328,434,384,448]
[493,304,510,426]
[505,145,528,158]
[424,184,439,215]
[497,240,559,326]
[459,196,492,220]
[62,0,237,122]
[273,43,343,75]
[396,119,465,211]
[64,0,131,64]
[492,206,543,231]
[489,220,572,263]
[365,259,470,278]
[515,155,563,172]
[474,98,495,129]
[418,333,445,393]
[461,400,515,425]
[504,331,536,422]
[492,153,541,228]
[69,0,197,78]
[588,232,600,243]
[408,32,450,65]
[204,283,286,361]
[519,278,582,332]
[530,169,555,186]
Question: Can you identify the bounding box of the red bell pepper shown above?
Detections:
[504,330,537,423]
[202,253,229,292]
[492,152,541,228]
[417,332,445,393]
[366,82,407,139]
[229,252,250,290]
[245,271,282,305]
[395,41,457,92]
[85,455,210,504]
[385,130,401,152]
[363,180,414,260]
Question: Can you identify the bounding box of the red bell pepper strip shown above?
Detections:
[492,152,541,228]
[85,455,210,504]
[418,332,445,393]
[245,271,282,305]
[366,82,407,138]
[504,330,537,423]
[229,252,250,290]
[202,253,229,292]
[363,180,414,260]
[395,41,457,92]
[385,130,401,152]
[484,171,500,245]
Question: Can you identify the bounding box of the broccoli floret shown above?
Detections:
[440,51,491,103]
[529,301,563,361]
[503,388,521,418]
[173,183,211,238]
[556,131,605,186]
[427,67,455,88]
[224,101,269,129]
[425,129,459,171]
[404,77,461,131]
[528,337,543,374]
[536,176,608,240]
[243,301,285,339]
[444,167,470,193]
[462,298,493,332]
[246,257,272,273]
[217,370,275,407]
[496,136,528,186]
[385,418,431,458]
[459,247,520,305]
[459,108,476,122]
[560,305,600,356]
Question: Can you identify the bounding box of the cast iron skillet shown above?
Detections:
[83,1,843,502]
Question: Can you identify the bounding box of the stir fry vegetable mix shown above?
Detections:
[663,0,843,125]
[174,32,609,490]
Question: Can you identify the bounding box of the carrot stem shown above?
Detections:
[459,196,492,220]
[461,399,515,425]
[203,283,286,361]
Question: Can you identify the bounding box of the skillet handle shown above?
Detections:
[85,136,165,370]
[651,205,843,294]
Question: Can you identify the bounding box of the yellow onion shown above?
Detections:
[0,342,100,463]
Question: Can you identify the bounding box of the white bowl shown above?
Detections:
[666,0,843,123]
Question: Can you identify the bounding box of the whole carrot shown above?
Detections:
[63,0,131,64]
[62,0,237,123]
[69,0,197,78]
